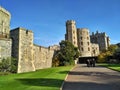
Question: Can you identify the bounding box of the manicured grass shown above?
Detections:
[98,63,120,72]
[0,66,73,90]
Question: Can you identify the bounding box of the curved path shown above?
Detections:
[62,64,120,90]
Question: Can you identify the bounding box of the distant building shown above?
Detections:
[90,31,110,51]
[65,20,110,57]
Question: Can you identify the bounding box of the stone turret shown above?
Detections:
[10,27,35,73]
[77,28,91,57]
[65,20,78,47]
[0,6,11,61]
[0,6,11,39]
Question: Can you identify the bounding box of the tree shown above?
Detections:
[113,48,120,63]
[97,45,118,63]
[10,57,17,73]
[52,51,60,67]
[74,47,80,59]
[59,40,80,66]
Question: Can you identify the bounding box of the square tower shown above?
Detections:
[10,27,35,73]
[65,20,78,47]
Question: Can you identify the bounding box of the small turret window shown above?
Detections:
[81,47,84,51]
[88,47,90,51]
[81,37,82,40]
[87,37,89,40]
[81,42,83,45]
[87,42,89,45]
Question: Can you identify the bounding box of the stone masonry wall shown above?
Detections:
[10,27,35,73]
[0,39,11,61]
[33,45,54,70]
[0,6,11,38]
[11,27,57,73]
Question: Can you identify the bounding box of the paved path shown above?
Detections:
[62,64,120,90]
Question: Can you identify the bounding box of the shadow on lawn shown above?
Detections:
[16,78,63,87]
[58,71,70,74]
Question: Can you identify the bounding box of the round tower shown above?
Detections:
[0,6,11,39]
[65,20,78,47]
[77,28,91,57]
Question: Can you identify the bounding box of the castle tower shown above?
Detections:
[0,6,11,61]
[0,6,11,38]
[10,27,35,73]
[77,28,91,57]
[65,20,78,47]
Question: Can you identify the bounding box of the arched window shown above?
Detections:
[81,42,83,45]
[88,47,90,51]
[87,42,89,45]
[81,47,84,51]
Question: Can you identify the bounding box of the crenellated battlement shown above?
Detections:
[0,6,11,17]
[66,20,76,25]
[77,28,89,32]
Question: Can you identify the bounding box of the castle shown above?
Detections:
[65,20,110,57]
[0,7,110,73]
[0,6,59,73]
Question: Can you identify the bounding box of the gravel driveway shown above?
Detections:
[62,64,120,90]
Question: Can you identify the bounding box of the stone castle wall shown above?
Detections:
[0,6,11,61]
[0,6,11,38]
[91,43,99,56]
[11,27,35,73]
[33,45,54,70]
[0,39,11,61]
[10,27,57,73]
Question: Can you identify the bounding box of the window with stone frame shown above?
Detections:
[81,47,84,51]
[87,42,89,45]
[81,42,83,45]
[81,37,83,40]
[88,47,90,51]
[87,36,89,40]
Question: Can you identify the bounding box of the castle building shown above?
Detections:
[90,31,110,51]
[65,20,110,57]
[0,6,11,61]
[10,27,59,73]
[77,28,92,57]
[10,27,35,73]
[65,20,78,47]
[0,6,59,73]
[0,6,110,73]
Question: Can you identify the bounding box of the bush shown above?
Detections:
[0,57,17,73]
[0,58,11,72]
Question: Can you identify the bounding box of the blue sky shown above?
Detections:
[1,0,120,47]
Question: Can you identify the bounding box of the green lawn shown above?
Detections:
[98,63,120,72]
[0,66,73,90]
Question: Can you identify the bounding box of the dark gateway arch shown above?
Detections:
[78,56,98,63]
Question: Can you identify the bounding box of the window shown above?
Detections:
[88,47,90,51]
[74,41,76,45]
[81,47,84,51]
[73,36,75,39]
[81,37,83,40]
[73,31,75,34]
[81,42,83,45]
[87,37,89,40]
[87,42,89,45]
